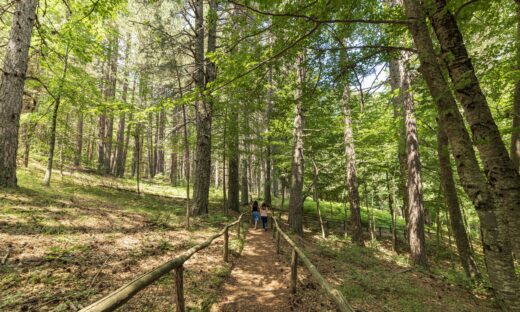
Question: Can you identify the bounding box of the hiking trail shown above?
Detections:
[211,226,292,312]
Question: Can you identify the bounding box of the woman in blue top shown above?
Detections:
[251,200,260,229]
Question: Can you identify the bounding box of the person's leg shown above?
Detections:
[262,217,267,230]
[254,212,258,229]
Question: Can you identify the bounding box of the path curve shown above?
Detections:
[211,226,291,312]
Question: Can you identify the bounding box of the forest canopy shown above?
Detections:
[0,0,519,311]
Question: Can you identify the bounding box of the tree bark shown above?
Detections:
[402,0,520,309]
[157,109,166,174]
[512,0,520,172]
[74,110,83,167]
[114,36,130,177]
[264,65,273,207]
[103,33,118,175]
[0,0,38,187]
[400,54,427,268]
[227,107,240,212]
[437,119,481,280]
[428,0,520,259]
[389,59,409,223]
[288,54,305,236]
[192,0,217,215]
[341,80,364,246]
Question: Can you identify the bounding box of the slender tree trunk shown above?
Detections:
[264,65,273,207]
[74,110,83,167]
[386,172,397,252]
[227,106,240,212]
[288,54,305,236]
[389,60,410,224]
[512,0,520,172]
[402,0,520,308]
[428,0,520,259]
[437,121,481,280]
[43,44,70,186]
[0,0,38,187]
[312,160,326,239]
[147,113,154,178]
[342,79,364,246]
[103,33,118,175]
[157,109,165,174]
[399,55,428,267]
[114,39,130,177]
[241,158,249,205]
[22,123,31,168]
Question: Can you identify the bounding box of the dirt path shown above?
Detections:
[211,226,291,312]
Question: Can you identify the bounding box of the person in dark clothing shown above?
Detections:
[251,201,260,229]
[260,202,269,231]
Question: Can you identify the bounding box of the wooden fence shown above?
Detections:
[79,214,244,312]
[272,216,354,312]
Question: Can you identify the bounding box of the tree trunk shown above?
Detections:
[437,120,481,280]
[428,0,520,259]
[389,60,409,224]
[512,0,520,172]
[43,43,70,186]
[192,0,216,215]
[264,65,273,207]
[341,80,364,246]
[402,0,520,309]
[0,0,38,187]
[22,122,31,168]
[104,33,118,175]
[400,55,427,267]
[114,38,130,177]
[241,158,249,205]
[288,54,305,236]
[74,110,83,167]
[227,107,240,212]
[158,109,166,174]
[312,160,326,239]
[147,113,155,178]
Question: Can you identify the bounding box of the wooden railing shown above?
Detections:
[80,214,244,312]
[271,216,354,312]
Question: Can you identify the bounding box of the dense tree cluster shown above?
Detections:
[0,0,518,309]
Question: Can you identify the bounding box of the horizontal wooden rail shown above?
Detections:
[80,213,244,312]
[272,216,354,312]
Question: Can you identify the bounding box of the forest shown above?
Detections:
[0,0,519,311]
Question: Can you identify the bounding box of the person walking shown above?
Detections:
[260,202,269,231]
[251,200,260,230]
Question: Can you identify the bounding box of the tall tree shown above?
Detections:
[512,0,520,172]
[437,119,480,280]
[192,0,217,215]
[341,78,364,246]
[288,54,306,235]
[227,105,240,212]
[427,0,520,258]
[43,43,70,186]
[0,0,38,187]
[114,36,131,177]
[402,0,520,308]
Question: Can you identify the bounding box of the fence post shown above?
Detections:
[276,229,281,254]
[290,248,298,294]
[175,265,185,312]
[224,227,229,262]
[237,218,241,239]
[272,217,276,239]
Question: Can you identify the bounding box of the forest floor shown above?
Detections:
[1,164,500,311]
[0,164,245,312]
